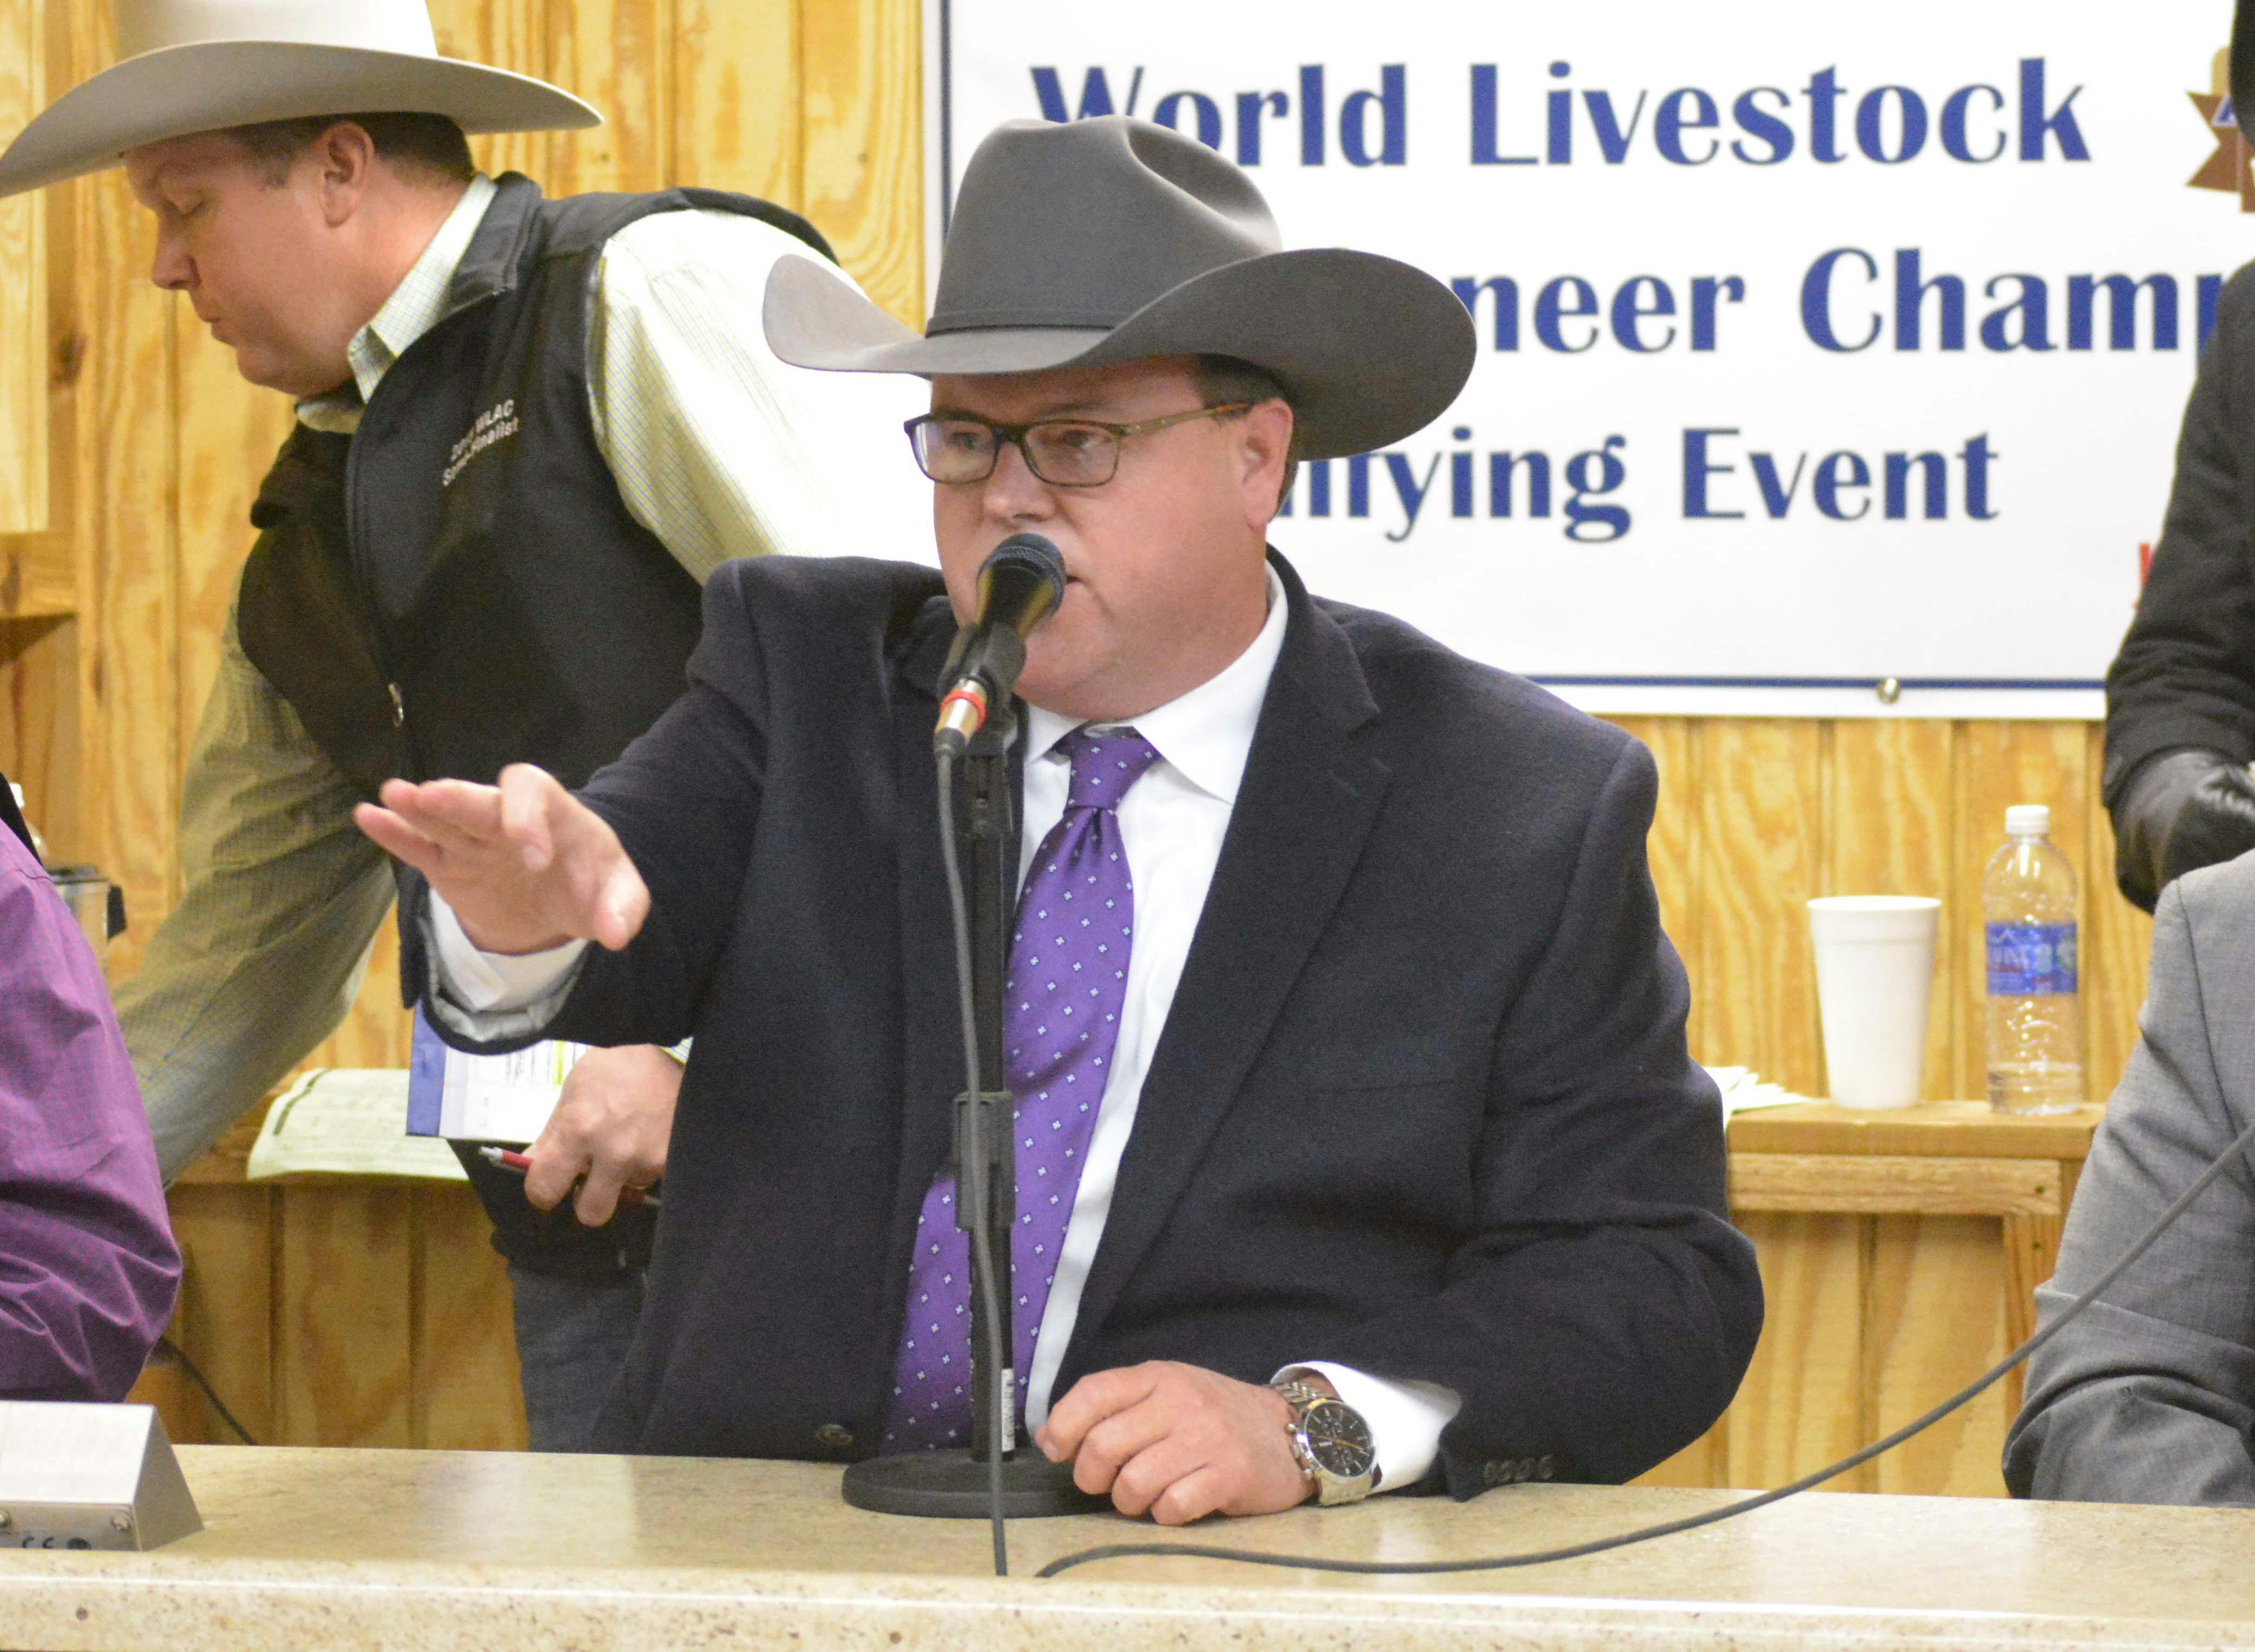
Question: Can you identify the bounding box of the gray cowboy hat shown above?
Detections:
[763,116,1475,460]
[0,0,597,200]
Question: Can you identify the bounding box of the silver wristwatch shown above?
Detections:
[1272,1379,1379,1504]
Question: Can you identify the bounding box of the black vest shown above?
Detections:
[236,176,834,1280]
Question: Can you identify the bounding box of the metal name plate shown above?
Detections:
[0,1401,201,1551]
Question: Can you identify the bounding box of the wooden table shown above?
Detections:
[148,1097,2109,1502]
[0,1446,2247,1650]
[1639,1102,2104,1497]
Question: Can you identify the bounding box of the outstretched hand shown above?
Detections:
[353,764,649,956]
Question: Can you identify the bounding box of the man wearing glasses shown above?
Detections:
[358,116,1760,1521]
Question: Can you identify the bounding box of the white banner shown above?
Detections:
[926,1,2255,717]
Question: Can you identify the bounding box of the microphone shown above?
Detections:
[934,534,1067,754]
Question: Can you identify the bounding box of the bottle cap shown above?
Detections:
[2005,804,2051,837]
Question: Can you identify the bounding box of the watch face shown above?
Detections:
[1304,1399,1376,1478]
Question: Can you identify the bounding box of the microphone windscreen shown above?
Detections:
[979,533,1067,611]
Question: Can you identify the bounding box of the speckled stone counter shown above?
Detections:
[0,1446,2250,1649]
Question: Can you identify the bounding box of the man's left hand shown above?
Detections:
[521,1044,681,1224]
[1034,1361,1316,1524]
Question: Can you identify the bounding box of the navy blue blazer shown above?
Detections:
[414,550,1761,1495]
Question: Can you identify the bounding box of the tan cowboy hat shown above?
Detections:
[764,116,1476,461]
[0,0,599,199]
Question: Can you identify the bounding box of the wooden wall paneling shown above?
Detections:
[64,4,178,982]
[26,0,74,611]
[1952,723,2091,1104]
[1696,720,1824,1092]
[1824,720,1957,1102]
[1627,1419,1725,1490]
[2000,1201,2073,1416]
[1865,1214,2009,1496]
[0,0,45,534]
[2081,723,2151,1104]
[0,532,70,618]
[1604,716,1700,979]
[547,0,670,194]
[163,1184,279,1445]
[411,1185,528,1450]
[800,0,923,326]
[672,0,801,203]
[1726,1212,1869,1491]
[1610,714,1724,1492]
[169,318,292,882]
[433,0,554,183]
[5,4,80,856]
[0,615,74,854]
[275,1184,415,1445]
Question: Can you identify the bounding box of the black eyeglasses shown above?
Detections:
[903,403,1254,488]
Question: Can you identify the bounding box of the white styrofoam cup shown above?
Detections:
[1807,896,1941,1110]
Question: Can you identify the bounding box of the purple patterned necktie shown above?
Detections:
[882,726,1162,1451]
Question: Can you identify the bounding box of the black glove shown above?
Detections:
[2164,760,2255,890]
[2112,749,2249,912]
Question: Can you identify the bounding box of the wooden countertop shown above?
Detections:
[1728,1100,2106,1160]
[0,1446,2251,1649]
[175,1096,2110,1187]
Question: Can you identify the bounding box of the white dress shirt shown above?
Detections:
[431,566,1461,1491]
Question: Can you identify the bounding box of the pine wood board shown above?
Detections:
[1604,716,1701,1059]
[801,0,922,326]
[0,0,44,535]
[0,613,74,854]
[545,0,669,195]
[436,0,553,182]
[1728,1211,1870,1491]
[411,1185,530,1450]
[276,1183,415,1445]
[1695,720,1825,1095]
[1866,1214,2010,1496]
[2081,722,2153,1102]
[1728,1101,2101,1161]
[163,1183,279,1445]
[1730,1154,2066,1218]
[673,0,799,203]
[0,534,70,616]
[169,312,290,859]
[1824,719,1956,1103]
[67,154,177,980]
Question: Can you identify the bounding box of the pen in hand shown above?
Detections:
[477,1144,661,1209]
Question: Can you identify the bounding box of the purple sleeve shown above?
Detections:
[0,830,180,1400]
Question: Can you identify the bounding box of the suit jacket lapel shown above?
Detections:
[1061,556,1392,1374]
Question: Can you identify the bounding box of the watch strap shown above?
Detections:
[1271,1378,1379,1503]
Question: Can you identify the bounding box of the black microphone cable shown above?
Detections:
[1033,1105,2255,1581]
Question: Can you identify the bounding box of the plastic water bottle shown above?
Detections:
[1983,804,2084,1114]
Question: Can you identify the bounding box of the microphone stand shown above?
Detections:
[841,705,1104,1522]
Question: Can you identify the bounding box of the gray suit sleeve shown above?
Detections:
[2004,864,2255,1504]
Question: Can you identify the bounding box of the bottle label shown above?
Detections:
[1986,922,2078,995]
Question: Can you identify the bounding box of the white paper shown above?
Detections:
[1702,1064,1813,1118]
[436,1041,584,1144]
[247,1069,470,1181]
